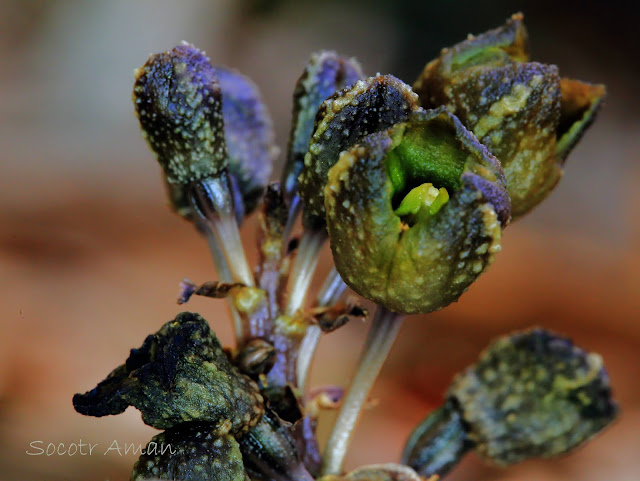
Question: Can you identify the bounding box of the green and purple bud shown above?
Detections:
[283,51,364,202]
[133,42,227,189]
[133,43,276,220]
[414,14,606,218]
[215,66,277,216]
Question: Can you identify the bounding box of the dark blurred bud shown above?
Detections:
[215,66,277,216]
[318,463,423,481]
[298,75,420,227]
[131,422,245,481]
[73,312,264,434]
[133,42,227,188]
[402,402,470,479]
[238,408,314,481]
[325,107,509,313]
[404,328,618,478]
[449,328,618,465]
[236,338,276,378]
[282,51,364,201]
[414,14,606,218]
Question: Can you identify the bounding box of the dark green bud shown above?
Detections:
[216,66,277,216]
[131,422,245,481]
[325,107,509,313]
[283,51,364,201]
[402,402,471,479]
[449,328,618,465]
[238,409,314,481]
[298,75,420,227]
[73,312,264,434]
[133,43,228,188]
[414,14,606,218]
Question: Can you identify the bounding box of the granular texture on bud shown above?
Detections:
[414,14,605,218]
[325,107,509,313]
[298,75,420,227]
[283,51,364,200]
[73,312,264,434]
[133,43,227,187]
[448,328,618,465]
[131,422,245,481]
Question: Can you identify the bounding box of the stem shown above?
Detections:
[282,194,302,245]
[316,267,348,307]
[191,176,255,287]
[321,306,403,476]
[199,221,245,344]
[284,227,327,316]
[297,268,348,390]
[296,325,322,391]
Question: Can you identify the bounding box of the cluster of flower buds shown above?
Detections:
[74,14,616,481]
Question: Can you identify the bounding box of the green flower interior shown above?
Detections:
[386,119,469,222]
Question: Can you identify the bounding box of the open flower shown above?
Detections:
[413,14,606,218]
[73,312,264,434]
[323,103,509,313]
[403,328,618,478]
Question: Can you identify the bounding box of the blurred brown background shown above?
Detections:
[1,1,638,480]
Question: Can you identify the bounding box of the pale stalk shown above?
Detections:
[200,221,245,344]
[321,306,403,476]
[296,267,348,390]
[284,227,327,316]
[191,176,255,288]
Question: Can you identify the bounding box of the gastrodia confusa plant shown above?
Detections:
[74,15,616,481]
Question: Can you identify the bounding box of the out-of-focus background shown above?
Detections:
[1,0,638,480]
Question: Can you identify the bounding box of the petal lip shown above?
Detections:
[556,78,606,164]
[299,74,420,227]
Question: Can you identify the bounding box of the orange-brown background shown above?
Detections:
[1,1,638,480]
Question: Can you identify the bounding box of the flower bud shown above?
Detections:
[133,42,227,188]
[414,14,606,218]
[325,107,509,313]
[283,51,364,201]
[450,328,617,465]
[73,312,264,434]
[215,66,277,216]
[238,409,314,481]
[298,75,420,227]
[402,402,470,479]
[131,422,245,481]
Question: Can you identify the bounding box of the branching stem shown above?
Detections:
[297,268,348,390]
[284,227,327,316]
